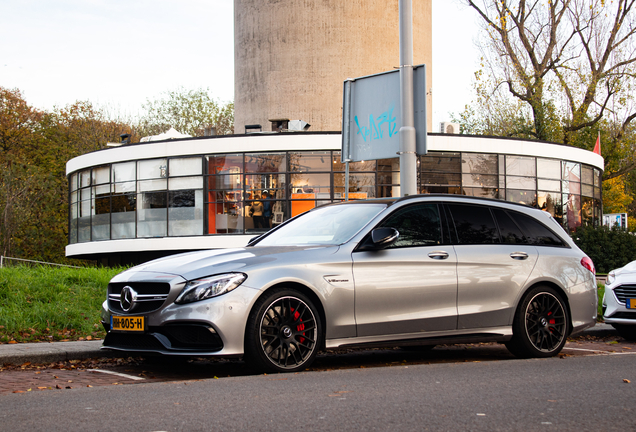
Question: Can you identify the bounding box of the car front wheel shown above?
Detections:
[506,286,569,358]
[245,288,322,373]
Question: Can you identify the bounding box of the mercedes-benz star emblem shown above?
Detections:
[120,286,138,312]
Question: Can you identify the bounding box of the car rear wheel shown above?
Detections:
[612,324,636,341]
[506,286,569,358]
[245,288,322,373]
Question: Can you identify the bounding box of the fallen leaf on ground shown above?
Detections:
[624,379,631,383]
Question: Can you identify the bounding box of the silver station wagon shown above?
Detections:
[101,195,597,372]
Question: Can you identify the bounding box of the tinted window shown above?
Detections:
[447,204,500,244]
[509,212,566,246]
[380,203,442,247]
[492,208,527,244]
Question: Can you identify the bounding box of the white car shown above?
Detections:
[603,261,636,341]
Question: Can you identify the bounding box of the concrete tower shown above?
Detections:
[234,0,432,133]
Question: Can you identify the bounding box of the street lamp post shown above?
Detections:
[398,0,417,197]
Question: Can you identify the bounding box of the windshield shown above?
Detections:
[255,203,387,246]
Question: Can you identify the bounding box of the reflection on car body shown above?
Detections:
[101,194,597,372]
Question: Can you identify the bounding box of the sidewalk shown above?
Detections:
[0,324,618,366]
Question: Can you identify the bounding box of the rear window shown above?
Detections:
[492,208,527,244]
[509,212,566,247]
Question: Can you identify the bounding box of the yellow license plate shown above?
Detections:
[111,315,145,332]
[628,298,636,309]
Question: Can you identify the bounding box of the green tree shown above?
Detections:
[0,88,44,257]
[573,224,636,273]
[138,87,234,137]
[0,87,133,262]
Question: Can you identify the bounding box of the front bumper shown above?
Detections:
[100,283,262,356]
[102,322,224,356]
[602,284,636,325]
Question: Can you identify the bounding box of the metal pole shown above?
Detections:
[342,79,352,202]
[345,161,350,201]
[398,0,417,196]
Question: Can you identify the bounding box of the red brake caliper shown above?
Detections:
[292,308,305,343]
[547,311,555,332]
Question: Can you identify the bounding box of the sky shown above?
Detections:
[0,0,481,128]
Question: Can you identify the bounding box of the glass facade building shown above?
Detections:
[66,133,604,263]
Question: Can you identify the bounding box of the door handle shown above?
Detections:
[428,251,449,260]
[510,252,529,260]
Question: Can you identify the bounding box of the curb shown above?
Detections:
[0,340,120,366]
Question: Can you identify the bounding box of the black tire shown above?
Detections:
[612,324,636,341]
[506,286,569,358]
[245,288,322,373]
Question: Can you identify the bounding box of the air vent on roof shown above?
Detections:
[440,122,460,134]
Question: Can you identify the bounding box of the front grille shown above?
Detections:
[108,282,170,314]
[103,324,223,353]
[104,332,165,350]
[613,284,636,304]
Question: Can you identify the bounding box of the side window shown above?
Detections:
[492,208,527,244]
[509,212,566,247]
[379,203,442,248]
[447,204,500,244]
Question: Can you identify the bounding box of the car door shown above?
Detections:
[446,203,538,329]
[352,202,458,337]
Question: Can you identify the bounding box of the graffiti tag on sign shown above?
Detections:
[354,105,398,142]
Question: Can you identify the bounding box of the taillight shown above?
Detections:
[581,257,596,275]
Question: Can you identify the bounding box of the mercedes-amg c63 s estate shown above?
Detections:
[101,195,597,372]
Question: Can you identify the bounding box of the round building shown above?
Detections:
[66,132,603,265]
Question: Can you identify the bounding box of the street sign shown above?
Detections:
[341,65,427,162]
[603,213,628,229]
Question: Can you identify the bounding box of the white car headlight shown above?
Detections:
[606,271,615,286]
[176,273,247,304]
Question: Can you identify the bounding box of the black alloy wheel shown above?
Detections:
[245,289,321,373]
[506,286,569,358]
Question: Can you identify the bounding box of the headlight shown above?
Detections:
[606,271,615,286]
[175,273,247,304]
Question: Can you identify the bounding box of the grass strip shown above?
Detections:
[0,265,124,343]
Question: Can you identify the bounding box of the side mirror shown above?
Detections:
[357,227,399,251]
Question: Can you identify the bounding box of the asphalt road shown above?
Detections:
[1,349,635,431]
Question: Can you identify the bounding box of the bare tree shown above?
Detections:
[465,0,636,169]
[466,0,575,140]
